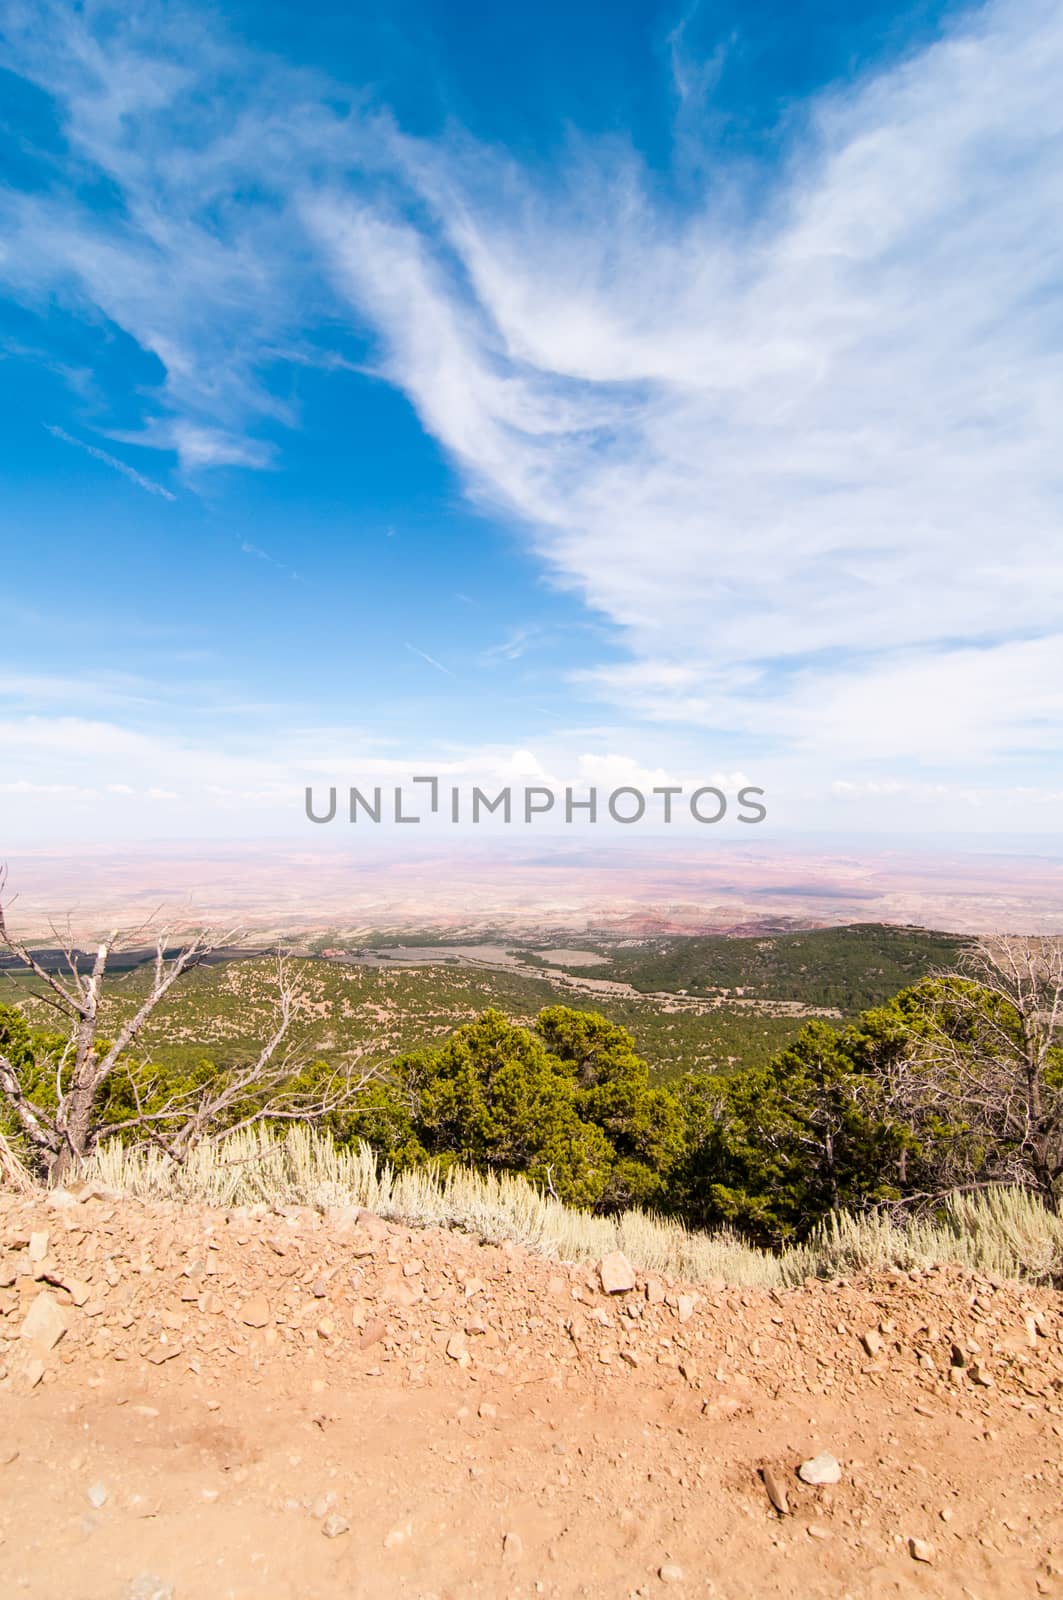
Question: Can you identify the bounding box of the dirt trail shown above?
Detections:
[2,1187,1062,1599]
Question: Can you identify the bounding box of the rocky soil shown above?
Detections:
[2,1185,1063,1599]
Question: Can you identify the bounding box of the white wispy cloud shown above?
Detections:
[305,0,1063,771]
[2,0,1061,793]
[481,626,544,665]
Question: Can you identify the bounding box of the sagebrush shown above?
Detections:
[78,1125,1063,1289]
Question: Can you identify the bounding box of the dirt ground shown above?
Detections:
[2,1186,1063,1599]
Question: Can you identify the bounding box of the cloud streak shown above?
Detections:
[405,642,456,677]
[44,424,176,500]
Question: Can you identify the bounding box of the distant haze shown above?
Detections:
[4,837,1061,942]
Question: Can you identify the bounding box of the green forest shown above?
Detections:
[581,922,968,1008]
[3,923,1061,1249]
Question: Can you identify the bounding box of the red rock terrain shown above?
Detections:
[2,1186,1063,1599]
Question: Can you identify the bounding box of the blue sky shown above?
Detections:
[1,0,1061,845]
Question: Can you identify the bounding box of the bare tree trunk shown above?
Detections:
[50,1085,97,1182]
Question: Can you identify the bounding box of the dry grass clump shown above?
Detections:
[0,1128,37,1194]
[80,1127,1063,1289]
[794,1187,1063,1283]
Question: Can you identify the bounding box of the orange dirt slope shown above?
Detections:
[2,1186,1063,1599]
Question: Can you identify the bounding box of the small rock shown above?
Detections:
[503,1531,523,1562]
[86,1482,108,1508]
[861,1328,882,1357]
[358,1318,386,1350]
[239,1296,270,1328]
[797,1452,842,1487]
[761,1466,790,1515]
[69,1182,118,1203]
[20,1290,67,1351]
[659,1563,684,1584]
[383,1523,411,1549]
[645,1278,666,1305]
[478,1401,498,1420]
[355,1208,391,1238]
[676,1295,696,1324]
[146,1342,183,1365]
[23,1358,45,1391]
[128,1577,175,1600]
[446,1333,467,1361]
[968,1361,993,1387]
[321,1513,350,1540]
[28,1231,49,1263]
[909,1538,934,1564]
[599,1252,636,1295]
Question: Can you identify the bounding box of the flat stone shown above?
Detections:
[762,1466,790,1515]
[20,1290,67,1351]
[598,1252,636,1295]
[355,1209,391,1239]
[659,1563,685,1583]
[146,1343,183,1365]
[321,1512,350,1539]
[238,1296,270,1328]
[358,1318,386,1350]
[909,1537,935,1563]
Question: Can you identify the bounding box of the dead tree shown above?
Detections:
[97,953,378,1162]
[892,936,1063,1209]
[0,869,374,1181]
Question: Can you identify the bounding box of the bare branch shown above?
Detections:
[0,867,87,1017]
